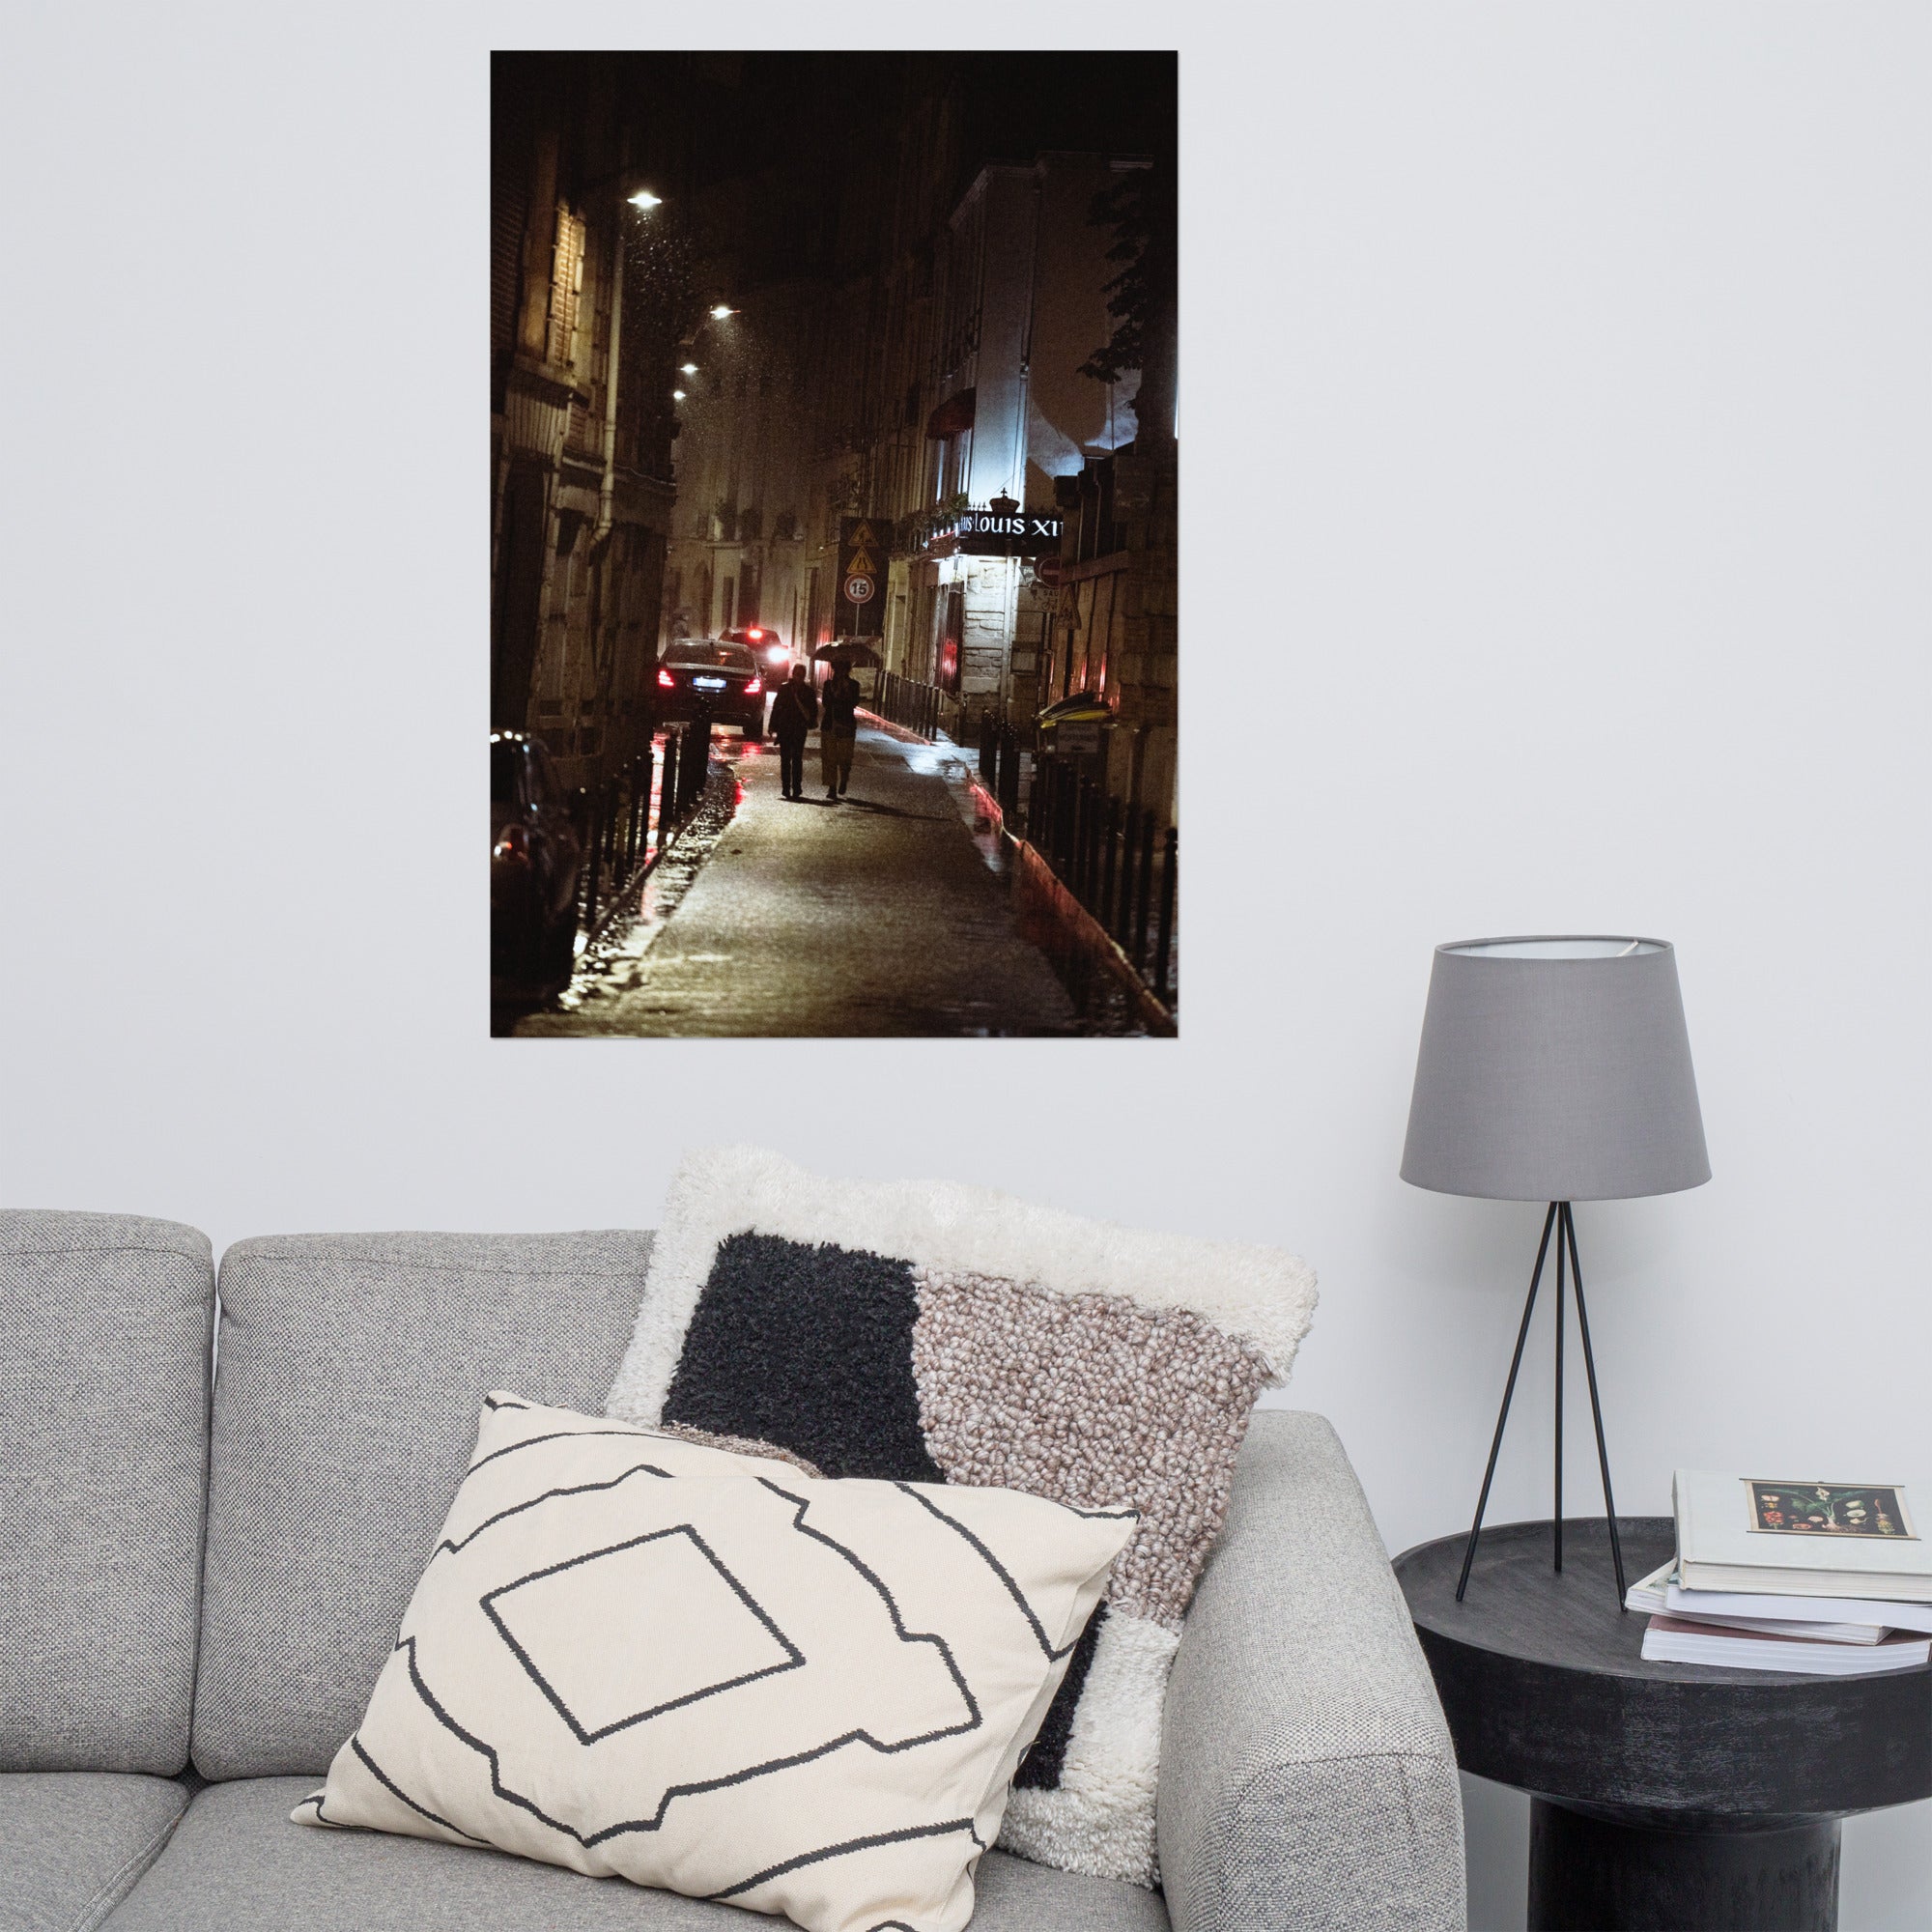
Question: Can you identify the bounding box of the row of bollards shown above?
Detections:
[980,714,1025,819]
[572,720,714,943]
[870,669,944,741]
[1022,750,1178,1010]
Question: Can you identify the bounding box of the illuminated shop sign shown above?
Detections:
[952,510,1064,556]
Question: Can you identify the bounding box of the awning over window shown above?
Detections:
[924,387,977,440]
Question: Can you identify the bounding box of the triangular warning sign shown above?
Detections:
[848,548,878,578]
[849,522,878,547]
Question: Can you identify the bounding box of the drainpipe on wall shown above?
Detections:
[1011,173,1043,504]
[996,175,1044,716]
[595,199,625,545]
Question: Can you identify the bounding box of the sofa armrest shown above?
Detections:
[1157,1409,1465,1932]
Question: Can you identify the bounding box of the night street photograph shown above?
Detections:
[491,52,1178,1037]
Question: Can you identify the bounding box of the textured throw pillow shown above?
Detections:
[605,1146,1319,1887]
[295,1395,1133,1932]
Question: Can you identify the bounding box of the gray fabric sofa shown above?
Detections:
[0,1211,1465,1932]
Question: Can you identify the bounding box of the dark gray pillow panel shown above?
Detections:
[191,1231,655,1779]
[0,1212,214,1775]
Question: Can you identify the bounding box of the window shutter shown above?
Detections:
[492,160,527,371]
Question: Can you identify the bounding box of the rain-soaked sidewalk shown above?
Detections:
[508,722,1079,1037]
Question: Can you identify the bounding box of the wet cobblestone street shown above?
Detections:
[507,724,1080,1037]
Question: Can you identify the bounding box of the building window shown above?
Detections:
[547,206,585,369]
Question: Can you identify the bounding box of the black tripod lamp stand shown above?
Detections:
[1401,936,1710,1608]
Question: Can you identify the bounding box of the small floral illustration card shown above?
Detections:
[1745,1480,1918,1540]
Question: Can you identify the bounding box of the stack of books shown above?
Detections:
[1633,1471,1932,1675]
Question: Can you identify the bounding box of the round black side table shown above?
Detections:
[1395,1518,1932,1932]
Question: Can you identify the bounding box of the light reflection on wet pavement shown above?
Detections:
[507,721,1087,1037]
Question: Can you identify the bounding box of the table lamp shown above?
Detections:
[1401,936,1709,1606]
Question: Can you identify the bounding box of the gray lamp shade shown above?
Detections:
[1401,936,1710,1203]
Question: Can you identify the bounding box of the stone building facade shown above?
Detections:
[490,55,689,789]
[1050,441,1179,818]
[655,56,1176,824]
[661,140,838,657]
[886,152,1145,728]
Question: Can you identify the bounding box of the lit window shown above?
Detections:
[547,206,585,368]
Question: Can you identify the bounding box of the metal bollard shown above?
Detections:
[1086,783,1104,910]
[1082,773,1097,900]
[691,718,709,807]
[1117,804,1140,947]
[1153,827,1179,1004]
[1133,813,1157,970]
[582,789,605,935]
[1100,795,1121,926]
[570,786,590,932]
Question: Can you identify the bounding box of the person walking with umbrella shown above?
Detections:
[819,658,862,801]
[769,663,816,801]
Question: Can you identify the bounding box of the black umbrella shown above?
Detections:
[812,639,882,668]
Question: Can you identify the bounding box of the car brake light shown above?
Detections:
[745,676,762,696]
[746,627,763,639]
[493,824,530,865]
[657,667,675,688]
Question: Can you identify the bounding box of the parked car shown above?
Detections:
[655,638,766,739]
[490,731,581,997]
[722,624,794,684]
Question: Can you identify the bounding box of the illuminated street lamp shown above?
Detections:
[679,362,698,374]
[628,188,663,210]
[672,388,687,401]
[677,305,742,354]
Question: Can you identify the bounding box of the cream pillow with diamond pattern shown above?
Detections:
[294,1395,1134,1932]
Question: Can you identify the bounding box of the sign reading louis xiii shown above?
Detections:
[836,518,887,638]
[955,509,1065,557]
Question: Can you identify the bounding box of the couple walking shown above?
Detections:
[769,663,861,802]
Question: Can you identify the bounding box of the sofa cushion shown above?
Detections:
[191,1232,655,1778]
[293,1396,1134,1932]
[605,1147,1318,1887]
[101,1779,1168,1931]
[0,1211,214,1773]
[0,1771,188,1932]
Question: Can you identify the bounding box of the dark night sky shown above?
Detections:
[690,51,1176,196]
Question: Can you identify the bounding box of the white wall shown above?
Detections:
[3,8,1927,1927]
